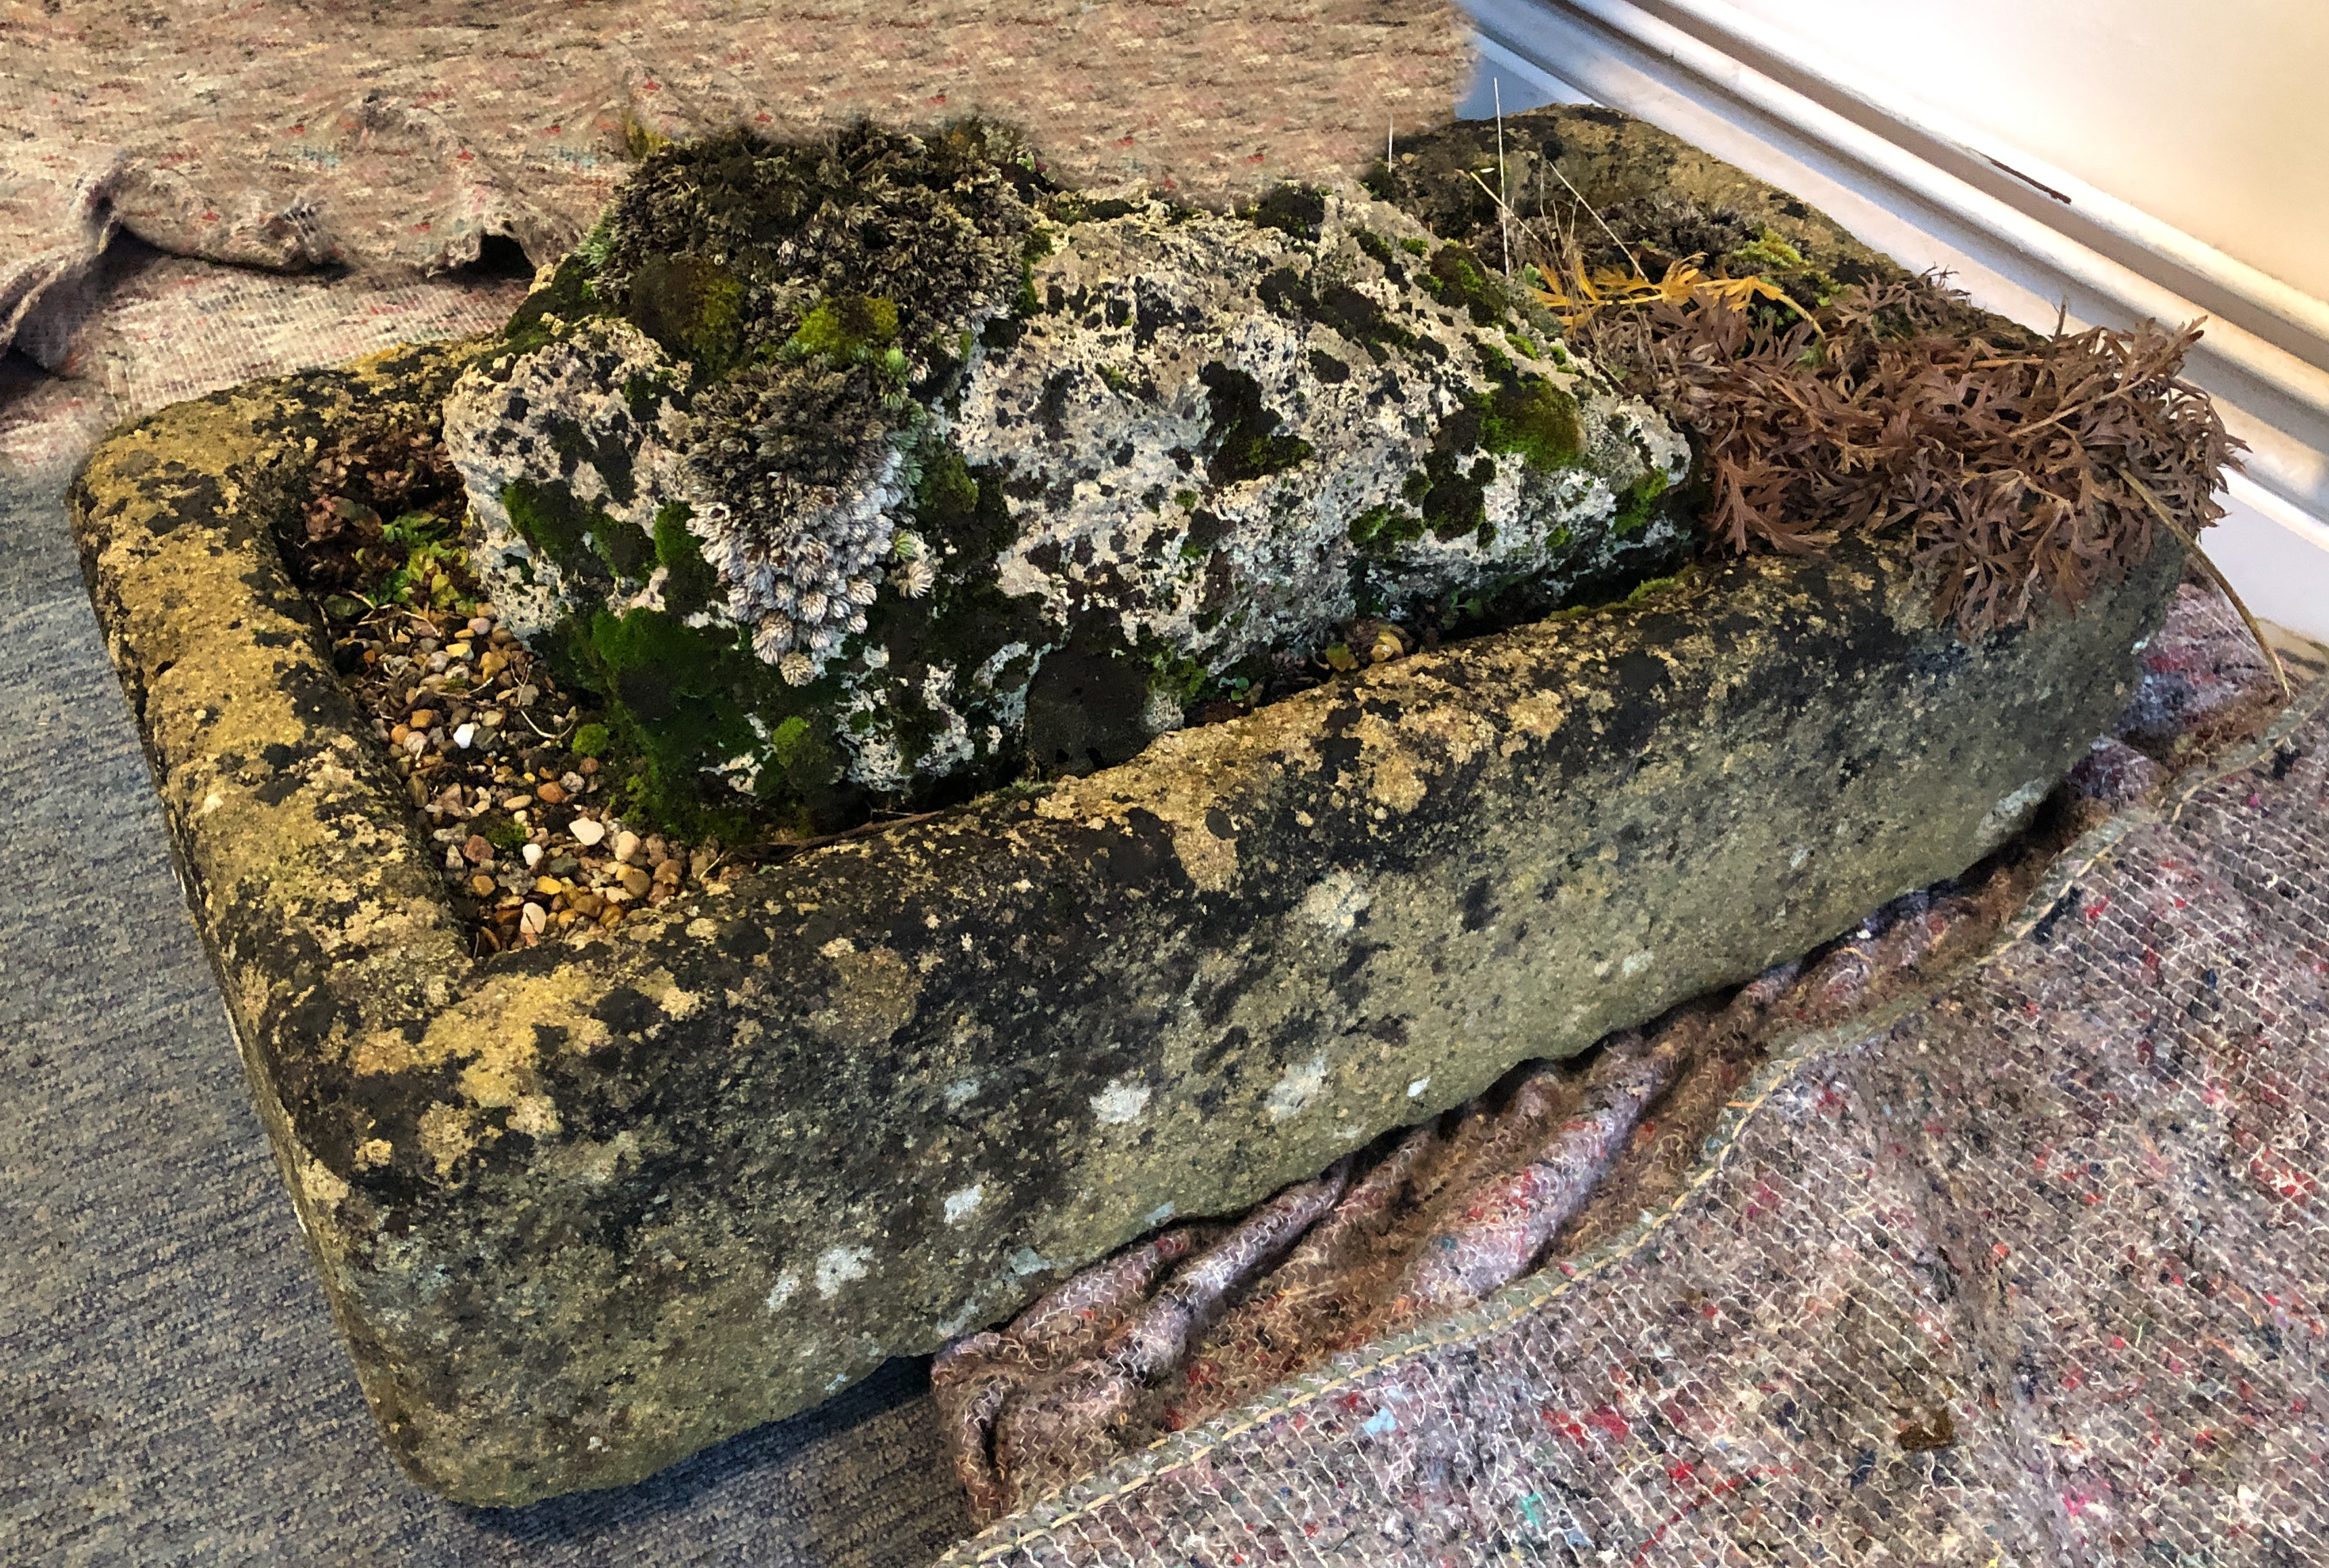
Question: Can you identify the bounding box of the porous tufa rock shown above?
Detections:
[438,123,1695,829]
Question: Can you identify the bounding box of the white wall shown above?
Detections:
[1718,0,2329,308]
[1456,0,2329,642]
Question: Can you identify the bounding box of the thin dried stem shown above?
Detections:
[2125,472,2290,698]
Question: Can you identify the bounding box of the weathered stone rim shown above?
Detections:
[68,336,2183,1507]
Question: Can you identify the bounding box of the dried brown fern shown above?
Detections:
[1568,270,2242,640]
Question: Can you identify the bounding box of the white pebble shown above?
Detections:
[522,843,545,868]
[613,830,642,864]
[570,819,607,847]
[453,723,478,749]
[520,902,548,935]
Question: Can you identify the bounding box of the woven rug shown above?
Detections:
[0,0,1465,360]
[936,657,2329,1564]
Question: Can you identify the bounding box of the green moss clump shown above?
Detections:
[501,479,598,580]
[1612,468,1670,536]
[499,255,600,361]
[789,295,901,360]
[1246,184,1327,242]
[652,501,717,615]
[569,721,612,757]
[1477,379,1585,473]
[1347,501,1426,555]
[1424,242,1511,326]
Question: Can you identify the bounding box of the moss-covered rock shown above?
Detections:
[440,122,1694,824]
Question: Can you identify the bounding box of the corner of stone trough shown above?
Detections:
[66,339,2182,1505]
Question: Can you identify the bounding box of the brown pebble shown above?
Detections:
[618,865,652,897]
[408,708,438,731]
[468,874,497,897]
[579,757,599,775]
[652,858,683,887]
[462,834,494,865]
[390,724,411,745]
[537,781,567,805]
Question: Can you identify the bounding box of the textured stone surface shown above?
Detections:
[70,333,2181,1504]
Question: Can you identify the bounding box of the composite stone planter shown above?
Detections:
[71,341,2183,1504]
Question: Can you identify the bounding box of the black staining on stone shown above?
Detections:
[2271,744,2301,781]
[1204,807,1235,840]
[1461,876,1497,931]
[594,986,659,1040]
[1037,368,1078,442]
[1022,622,1151,776]
[721,920,772,960]
[1307,348,1351,385]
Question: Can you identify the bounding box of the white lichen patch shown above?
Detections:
[1090,1078,1152,1125]
[1265,1051,1329,1122]
[814,1244,873,1299]
[943,1183,985,1225]
[1299,869,1374,937]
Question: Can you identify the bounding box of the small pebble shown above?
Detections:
[503,794,532,812]
[522,843,545,868]
[613,830,642,864]
[618,864,652,897]
[409,708,438,731]
[466,617,493,637]
[453,723,478,749]
[560,771,586,795]
[462,834,493,865]
[537,780,568,805]
[520,902,548,936]
[469,874,497,897]
[570,818,607,847]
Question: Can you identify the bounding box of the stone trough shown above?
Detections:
[70,337,2181,1502]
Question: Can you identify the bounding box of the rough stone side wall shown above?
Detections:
[71,341,2182,1503]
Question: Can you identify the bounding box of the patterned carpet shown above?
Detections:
[935,656,2329,1565]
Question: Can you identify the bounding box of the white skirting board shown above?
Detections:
[1454,0,2329,643]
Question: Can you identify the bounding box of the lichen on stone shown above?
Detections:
[439,120,1694,828]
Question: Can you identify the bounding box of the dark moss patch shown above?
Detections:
[1246,184,1327,242]
[1198,362,1316,484]
[624,253,746,379]
[1424,242,1510,327]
